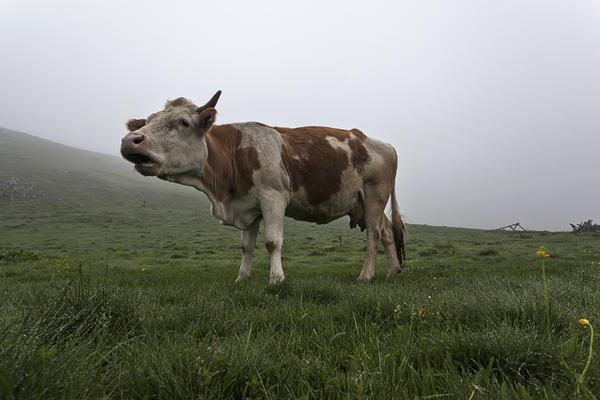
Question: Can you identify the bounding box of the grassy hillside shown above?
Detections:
[1,127,599,399]
[0,126,201,210]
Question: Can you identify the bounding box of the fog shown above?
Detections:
[1,0,599,230]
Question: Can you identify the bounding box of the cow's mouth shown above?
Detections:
[121,151,162,176]
[125,153,153,164]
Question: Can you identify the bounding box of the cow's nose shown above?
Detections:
[122,133,145,147]
[132,134,144,145]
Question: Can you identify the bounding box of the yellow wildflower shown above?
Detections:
[418,308,426,318]
[537,246,551,331]
[536,246,550,259]
[141,267,148,272]
[576,318,594,398]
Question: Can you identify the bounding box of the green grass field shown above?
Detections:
[2,204,599,399]
[1,128,599,399]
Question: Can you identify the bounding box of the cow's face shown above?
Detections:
[120,91,221,178]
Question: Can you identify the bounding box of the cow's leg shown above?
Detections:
[381,216,402,278]
[261,194,286,284]
[357,187,387,281]
[235,220,260,282]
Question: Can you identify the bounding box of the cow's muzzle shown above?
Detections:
[120,133,161,176]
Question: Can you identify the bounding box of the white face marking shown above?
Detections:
[131,102,210,178]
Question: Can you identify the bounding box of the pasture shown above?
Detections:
[1,200,599,399]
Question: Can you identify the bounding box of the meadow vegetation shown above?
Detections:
[1,200,599,399]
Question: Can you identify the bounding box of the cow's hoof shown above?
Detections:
[357,274,374,281]
[386,268,402,279]
[269,275,285,284]
[235,275,250,283]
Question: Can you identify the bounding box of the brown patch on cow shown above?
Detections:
[275,126,370,205]
[265,240,277,254]
[201,125,261,202]
[275,126,349,205]
[126,119,147,132]
[350,128,367,140]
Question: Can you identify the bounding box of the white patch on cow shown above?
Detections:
[171,173,259,230]
[207,186,261,230]
[325,136,351,156]
[233,122,291,194]
[362,137,387,174]
[236,122,281,159]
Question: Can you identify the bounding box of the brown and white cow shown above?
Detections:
[120,91,405,283]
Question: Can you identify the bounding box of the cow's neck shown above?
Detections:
[159,126,234,213]
[167,125,260,229]
[197,126,238,204]
[179,126,241,225]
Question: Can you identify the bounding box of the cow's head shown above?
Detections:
[120,90,221,178]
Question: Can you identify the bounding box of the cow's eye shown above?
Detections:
[178,119,190,128]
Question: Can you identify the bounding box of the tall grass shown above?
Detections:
[1,247,599,399]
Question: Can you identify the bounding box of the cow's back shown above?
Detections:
[274,126,388,224]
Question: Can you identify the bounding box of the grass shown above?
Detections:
[1,201,599,399]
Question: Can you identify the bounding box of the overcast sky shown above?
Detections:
[1,0,599,230]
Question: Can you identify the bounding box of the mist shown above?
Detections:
[1,0,598,230]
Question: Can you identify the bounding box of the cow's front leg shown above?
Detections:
[236,220,260,282]
[261,195,286,284]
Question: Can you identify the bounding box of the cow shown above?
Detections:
[120,91,406,283]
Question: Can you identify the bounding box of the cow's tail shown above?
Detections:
[390,180,406,269]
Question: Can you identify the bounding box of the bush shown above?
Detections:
[570,219,600,233]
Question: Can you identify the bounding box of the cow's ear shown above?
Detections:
[196,108,216,132]
[127,119,146,132]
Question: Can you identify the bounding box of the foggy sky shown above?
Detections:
[1,0,599,230]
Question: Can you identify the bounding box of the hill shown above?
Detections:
[0,126,200,209]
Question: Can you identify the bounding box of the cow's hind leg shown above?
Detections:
[236,220,260,282]
[357,185,388,281]
[381,216,402,278]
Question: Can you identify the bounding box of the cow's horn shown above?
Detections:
[197,90,222,112]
